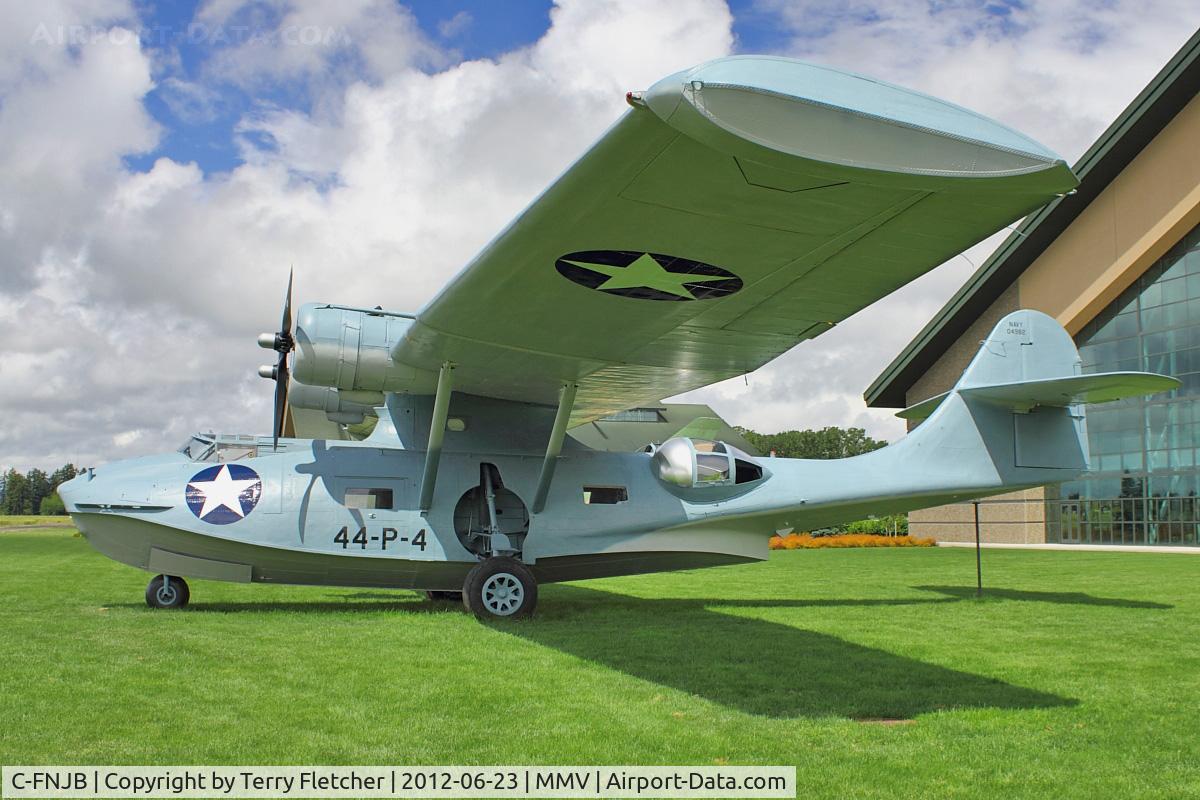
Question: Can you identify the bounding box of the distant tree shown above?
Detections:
[2,469,30,515]
[1,465,80,516]
[25,468,50,515]
[736,426,888,460]
[49,464,79,487]
[39,494,66,516]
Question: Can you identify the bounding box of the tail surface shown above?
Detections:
[900,309,1178,476]
[665,310,1178,537]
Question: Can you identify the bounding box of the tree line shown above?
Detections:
[735,426,901,535]
[737,426,888,460]
[1,465,80,515]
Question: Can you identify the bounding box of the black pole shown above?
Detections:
[973,500,983,598]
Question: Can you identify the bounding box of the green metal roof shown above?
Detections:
[865,28,1200,409]
[567,403,760,455]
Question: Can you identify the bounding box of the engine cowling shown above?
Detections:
[288,384,384,425]
[292,303,431,392]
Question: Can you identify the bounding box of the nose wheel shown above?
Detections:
[463,557,537,619]
[145,574,190,609]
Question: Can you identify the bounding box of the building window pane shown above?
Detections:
[1056,220,1200,547]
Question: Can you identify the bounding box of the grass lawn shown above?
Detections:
[1,528,1198,799]
[0,515,71,528]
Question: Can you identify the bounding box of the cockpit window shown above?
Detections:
[696,453,731,482]
[735,458,763,483]
[178,436,215,461]
[650,437,766,490]
[178,434,260,463]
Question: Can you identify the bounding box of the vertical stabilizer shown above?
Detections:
[956,309,1081,390]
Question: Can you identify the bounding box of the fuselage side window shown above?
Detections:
[735,459,764,484]
[344,487,395,510]
[583,486,629,505]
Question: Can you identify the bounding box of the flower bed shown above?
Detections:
[769,532,935,549]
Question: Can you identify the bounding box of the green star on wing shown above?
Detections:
[564,253,728,299]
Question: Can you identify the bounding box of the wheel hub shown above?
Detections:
[481,573,523,616]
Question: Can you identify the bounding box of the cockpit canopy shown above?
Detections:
[650,437,766,491]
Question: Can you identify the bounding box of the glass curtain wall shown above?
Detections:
[1049,222,1200,545]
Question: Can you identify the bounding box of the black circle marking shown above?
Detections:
[555,250,743,302]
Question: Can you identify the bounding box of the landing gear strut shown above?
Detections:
[463,557,537,619]
[145,574,190,609]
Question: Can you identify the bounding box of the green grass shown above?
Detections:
[0,515,70,528]
[1,529,1198,799]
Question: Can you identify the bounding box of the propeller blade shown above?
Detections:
[281,267,293,338]
[273,348,290,450]
[264,269,295,451]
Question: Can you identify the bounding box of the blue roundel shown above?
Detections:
[185,464,262,525]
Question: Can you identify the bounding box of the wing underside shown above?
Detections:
[390,56,1078,424]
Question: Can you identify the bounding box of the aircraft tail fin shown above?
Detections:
[899,309,1177,477]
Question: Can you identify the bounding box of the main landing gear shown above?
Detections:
[463,557,537,619]
[145,574,190,609]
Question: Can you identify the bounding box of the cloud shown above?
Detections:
[437,11,472,40]
[158,76,225,124]
[0,0,134,90]
[194,0,447,89]
[0,10,158,300]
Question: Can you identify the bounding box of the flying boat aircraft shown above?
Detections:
[59,56,1178,618]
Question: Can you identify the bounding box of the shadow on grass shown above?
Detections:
[501,585,1075,719]
[108,590,446,615]
[913,585,1173,609]
[105,582,1167,718]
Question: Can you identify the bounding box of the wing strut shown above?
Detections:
[418,361,455,512]
[532,382,578,514]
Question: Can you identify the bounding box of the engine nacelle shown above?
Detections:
[650,437,768,498]
[293,303,430,392]
[288,384,384,425]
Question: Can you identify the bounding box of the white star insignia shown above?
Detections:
[189,465,259,520]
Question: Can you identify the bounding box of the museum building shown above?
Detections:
[866,29,1200,546]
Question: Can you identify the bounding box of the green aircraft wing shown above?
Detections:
[392,56,1077,424]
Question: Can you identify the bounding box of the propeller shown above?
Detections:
[257,269,295,450]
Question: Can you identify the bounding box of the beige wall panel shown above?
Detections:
[1019,95,1200,332]
[1111,97,1200,256]
[910,488,1048,544]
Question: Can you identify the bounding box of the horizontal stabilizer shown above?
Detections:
[898,371,1180,420]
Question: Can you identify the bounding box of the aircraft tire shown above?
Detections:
[424,590,463,603]
[462,557,537,620]
[145,574,190,609]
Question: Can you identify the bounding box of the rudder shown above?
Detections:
[957,309,1081,390]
